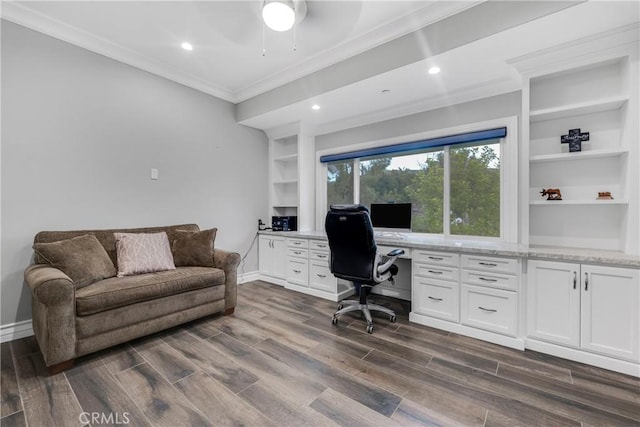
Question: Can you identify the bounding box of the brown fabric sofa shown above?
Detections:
[24,224,240,373]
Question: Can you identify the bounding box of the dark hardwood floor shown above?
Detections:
[1,280,639,426]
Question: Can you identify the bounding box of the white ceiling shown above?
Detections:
[2,1,639,133]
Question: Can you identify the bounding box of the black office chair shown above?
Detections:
[325,204,405,333]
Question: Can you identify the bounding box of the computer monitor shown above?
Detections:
[369,203,412,232]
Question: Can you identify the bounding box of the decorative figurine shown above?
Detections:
[541,188,562,200]
[561,128,590,152]
[597,192,614,200]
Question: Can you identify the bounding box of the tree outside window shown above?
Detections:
[325,139,501,238]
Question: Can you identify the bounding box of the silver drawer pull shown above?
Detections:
[428,256,443,261]
[293,242,302,245]
[317,244,327,248]
[293,269,301,274]
[317,274,326,278]
[428,296,443,301]
[317,254,327,258]
[428,270,443,275]
[293,251,302,255]
[479,262,498,267]
[478,306,497,312]
[479,277,497,282]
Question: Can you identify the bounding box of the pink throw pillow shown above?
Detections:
[114,232,176,277]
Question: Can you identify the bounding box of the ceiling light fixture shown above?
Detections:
[262,1,295,32]
[428,66,441,75]
[311,104,320,110]
[181,42,193,51]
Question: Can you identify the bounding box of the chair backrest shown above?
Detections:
[325,204,377,283]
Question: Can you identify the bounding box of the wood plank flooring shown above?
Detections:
[1,280,639,426]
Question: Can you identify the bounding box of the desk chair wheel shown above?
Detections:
[331,315,338,325]
[366,324,373,334]
[390,315,396,323]
[337,303,344,310]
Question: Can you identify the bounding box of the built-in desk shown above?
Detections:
[257,230,640,376]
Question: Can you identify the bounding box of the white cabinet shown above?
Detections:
[412,251,460,322]
[258,236,286,280]
[527,260,639,363]
[460,255,519,337]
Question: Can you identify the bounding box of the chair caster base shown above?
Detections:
[390,315,396,323]
[331,315,338,325]
[366,324,373,334]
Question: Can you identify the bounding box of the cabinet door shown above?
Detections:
[258,236,273,276]
[413,277,459,322]
[258,236,286,279]
[527,260,580,347]
[581,265,640,362]
[271,237,287,279]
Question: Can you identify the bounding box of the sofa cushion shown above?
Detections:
[115,232,175,277]
[34,224,200,266]
[75,267,225,316]
[170,228,217,267]
[33,234,116,288]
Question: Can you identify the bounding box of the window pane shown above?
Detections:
[359,150,444,233]
[450,141,500,237]
[327,160,354,207]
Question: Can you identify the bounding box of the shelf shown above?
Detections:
[530,96,628,122]
[530,199,628,206]
[530,148,628,163]
[273,153,298,162]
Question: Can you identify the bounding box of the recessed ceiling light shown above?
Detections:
[181,42,193,51]
[311,104,320,111]
[428,66,441,75]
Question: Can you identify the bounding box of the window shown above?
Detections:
[327,159,354,208]
[322,132,506,239]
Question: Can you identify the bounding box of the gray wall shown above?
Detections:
[316,91,522,152]
[1,21,268,326]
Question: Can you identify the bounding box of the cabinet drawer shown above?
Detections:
[461,284,516,336]
[288,238,309,249]
[461,254,518,275]
[461,270,518,291]
[310,250,330,262]
[413,263,458,282]
[309,240,329,251]
[309,262,336,293]
[287,258,309,286]
[413,277,459,322]
[287,248,308,259]
[413,250,459,267]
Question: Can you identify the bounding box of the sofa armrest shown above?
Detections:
[213,249,241,312]
[24,264,76,366]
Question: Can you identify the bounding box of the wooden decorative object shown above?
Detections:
[597,192,614,200]
[540,188,562,200]
[561,128,590,152]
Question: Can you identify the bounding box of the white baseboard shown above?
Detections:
[239,271,260,284]
[1,319,34,343]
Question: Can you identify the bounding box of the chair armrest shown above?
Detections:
[376,249,405,274]
[24,264,77,366]
[213,249,241,312]
[25,264,75,305]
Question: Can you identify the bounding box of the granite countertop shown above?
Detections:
[259,230,640,268]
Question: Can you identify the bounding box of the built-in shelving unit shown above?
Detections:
[270,136,299,218]
[526,54,638,253]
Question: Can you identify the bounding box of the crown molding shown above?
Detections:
[508,22,640,77]
[234,1,484,102]
[0,1,482,104]
[1,1,236,102]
